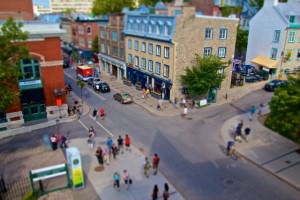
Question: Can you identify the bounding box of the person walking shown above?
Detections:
[92,108,98,120]
[117,135,124,154]
[112,144,118,159]
[152,153,160,175]
[50,134,58,151]
[88,130,95,150]
[144,157,151,178]
[95,147,104,165]
[99,107,105,120]
[113,172,121,191]
[122,169,130,190]
[226,140,235,156]
[60,135,68,148]
[162,183,170,200]
[124,134,131,152]
[182,106,188,118]
[244,127,251,142]
[103,147,110,165]
[151,184,159,200]
[249,105,256,121]
[106,137,113,154]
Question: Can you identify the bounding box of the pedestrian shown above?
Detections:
[249,105,256,121]
[60,135,68,148]
[152,153,160,175]
[125,134,131,152]
[144,157,151,178]
[122,169,130,190]
[112,143,118,159]
[95,147,104,165]
[258,103,264,116]
[173,97,177,108]
[103,147,110,165]
[182,98,186,107]
[226,140,235,156]
[117,135,124,154]
[151,184,159,200]
[50,134,58,150]
[88,130,95,150]
[106,137,113,154]
[99,107,105,120]
[146,88,150,98]
[162,183,170,200]
[92,108,98,120]
[182,105,188,118]
[244,127,251,142]
[113,172,121,191]
[235,124,242,143]
[157,101,162,111]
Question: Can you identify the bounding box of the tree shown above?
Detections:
[92,36,99,53]
[0,18,28,111]
[180,55,226,97]
[265,73,300,143]
[138,0,173,6]
[63,8,76,16]
[92,0,135,15]
[235,28,248,59]
[76,80,85,103]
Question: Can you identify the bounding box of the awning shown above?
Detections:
[251,56,278,69]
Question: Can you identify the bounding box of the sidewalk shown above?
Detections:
[220,110,300,190]
[69,137,185,200]
[0,92,90,140]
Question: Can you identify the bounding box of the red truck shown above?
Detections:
[76,65,94,81]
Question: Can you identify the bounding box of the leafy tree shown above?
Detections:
[138,0,173,6]
[76,80,85,103]
[220,6,242,17]
[265,73,300,143]
[180,55,226,97]
[250,0,287,10]
[235,27,248,59]
[92,0,135,15]
[63,8,76,16]
[0,18,28,111]
[92,36,99,53]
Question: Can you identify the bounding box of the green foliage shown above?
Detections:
[220,6,242,17]
[92,36,99,53]
[63,8,76,15]
[22,192,38,200]
[180,55,226,97]
[92,0,135,15]
[0,18,28,111]
[76,80,85,103]
[235,28,248,58]
[138,0,173,6]
[265,73,300,143]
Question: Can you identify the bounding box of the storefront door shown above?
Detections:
[22,103,47,122]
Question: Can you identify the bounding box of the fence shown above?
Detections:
[0,175,32,200]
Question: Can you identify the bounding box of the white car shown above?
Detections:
[77,74,93,82]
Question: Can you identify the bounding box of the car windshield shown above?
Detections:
[94,78,100,82]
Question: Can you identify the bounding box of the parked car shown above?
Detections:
[113,92,133,104]
[264,80,288,92]
[77,74,93,82]
[87,77,101,86]
[94,82,110,93]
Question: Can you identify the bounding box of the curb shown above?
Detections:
[220,114,300,191]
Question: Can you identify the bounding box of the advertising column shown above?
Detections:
[66,147,84,189]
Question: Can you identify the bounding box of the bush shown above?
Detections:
[22,192,38,200]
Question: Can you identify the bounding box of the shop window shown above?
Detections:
[20,59,41,80]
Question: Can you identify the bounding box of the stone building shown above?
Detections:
[123,6,238,102]
[98,13,126,80]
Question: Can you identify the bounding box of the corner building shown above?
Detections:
[124,7,238,101]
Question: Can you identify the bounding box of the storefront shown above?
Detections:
[98,53,126,80]
[251,55,278,79]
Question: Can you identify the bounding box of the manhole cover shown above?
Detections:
[285,160,291,164]
[95,165,104,172]
[224,179,234,185]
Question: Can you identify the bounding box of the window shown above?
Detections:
[156,45,161,56]
[135,56,139,67]
[128,39,132,49]
[156,25,160,35]
[204,47,212,57]
[155,62,161,74]
[87,26,92,35]
[142,42,146,52]
[148,60,153,72]
[205,28,213,40]
[120,48,125,59]
[88,39,92,48]
[289,15,295,23]
[164,26,169,36]
[148,43,153,54]
[288,31,296,43]
[78,25,84,34]
[101,44,105,53]
[141,58,146,69]
[135,40,139,51]
[20,59,40,80]
[271,48,278,60]
[100,31,107,39]
[149,25,153,33]
[112,31,118,41]
[218,47,226,58]
[273,30,280,43]
[219,28,228,40]
[112,46,118,56]
[164,47,170,58]
[163,64,169,78]
[128,54,133,64]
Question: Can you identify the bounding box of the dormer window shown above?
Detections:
[164,25,168,36]
[289,15,295,23]
[156,25,160,35]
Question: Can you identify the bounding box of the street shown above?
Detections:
[63,68,300,200]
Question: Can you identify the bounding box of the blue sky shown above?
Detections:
[33,0,50,8]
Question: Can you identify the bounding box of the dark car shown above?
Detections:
[264,80,288,92]
[113,92,133,104]
[87,77,101,86]
[245,75,258,83]
[94,82,110,93]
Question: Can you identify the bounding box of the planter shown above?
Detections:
[123,79,132,86]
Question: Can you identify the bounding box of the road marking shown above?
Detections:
[78,119,88,131]
[64,71,106,101]
[88,115,114,137]
[211,160,219,169]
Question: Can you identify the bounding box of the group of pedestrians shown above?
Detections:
[50,133,68,150]
[143,153,160,178]
[152,183,170,200]
[112,169,132,191]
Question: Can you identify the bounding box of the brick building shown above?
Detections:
[0,0,66,128]
[98,13,126,80]
[123,6,238,102]
[0,0,34,20]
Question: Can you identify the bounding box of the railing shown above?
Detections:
[0,175,32,200]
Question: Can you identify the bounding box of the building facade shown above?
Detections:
[123,7,238,101]
[0,1,66,128]
[0,0,34,20]
[50,0,93,13]
[246,0,300,79]
[98,13,126,80]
